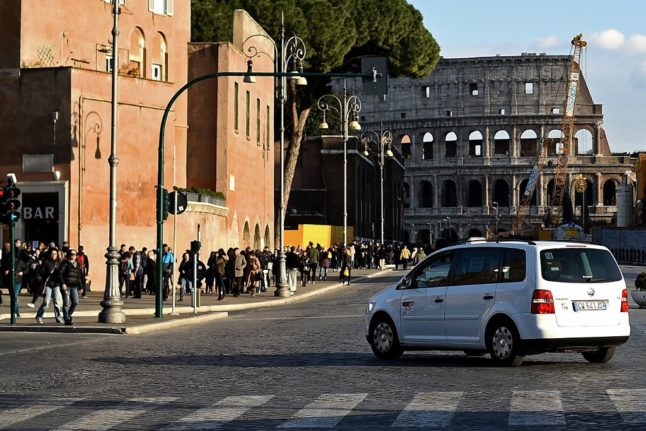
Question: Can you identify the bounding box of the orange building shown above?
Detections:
[0,3,274,285]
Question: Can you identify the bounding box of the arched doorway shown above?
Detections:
[468,180,483,207]
[493,179,510,206]
[442,180,457,207]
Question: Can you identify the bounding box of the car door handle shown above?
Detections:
[402,301,414,307]
[483,294,494,300]
[434,297,444,303]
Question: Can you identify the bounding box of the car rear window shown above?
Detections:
[540,248,622,283]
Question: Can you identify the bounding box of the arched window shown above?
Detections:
[468,180,483,207]
[575,129,593,156]
[419,181,433,208]
[442,180,457,207]
[493,179,510,206]
[422,132,433,160]
[468,228,483,237]
[520,129,537,157]
[603,180,618,206]
[128,27,145,78]
[151,32,168,81]
[400,135,411,159]
[254,224,261,250]
[264,225,271,250]
[242,221,251,248]
[468,131,483,157]
[547,129,563,156]
[494,130,510,155]
[445,132,457,158]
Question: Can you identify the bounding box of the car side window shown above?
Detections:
[414,252,454,288]
[453,248,501,286]
[500,248,526,282]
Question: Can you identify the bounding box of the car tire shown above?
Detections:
[369,315,404,360]
[582,346,616,363]
[486,320,524,367]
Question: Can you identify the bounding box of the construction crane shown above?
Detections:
[511,34,587,236]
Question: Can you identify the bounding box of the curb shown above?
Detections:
[124,311,228,335]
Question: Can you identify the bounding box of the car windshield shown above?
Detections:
[540,248,622,283]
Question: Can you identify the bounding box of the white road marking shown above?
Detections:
[508,390,565,426]
[392,391,462,428]
[608,389,646,424]
[0,398,82,429]
[53,397,177,431]
[161,395,272,431]
[279,393,368,429]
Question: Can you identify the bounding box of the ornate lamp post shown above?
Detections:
[360,124,393,245]
[318,84,361,246]
[99,0,126,324]
[242,15,307,298]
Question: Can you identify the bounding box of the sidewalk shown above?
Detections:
[0,268,391,334]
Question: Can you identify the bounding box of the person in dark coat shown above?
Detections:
[59,249,83,325]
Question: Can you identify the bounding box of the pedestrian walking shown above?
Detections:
[339,247,352,286]
[35,248,64,324]
[59,249,83,325]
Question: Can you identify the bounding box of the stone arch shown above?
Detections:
[254,223,261,250]
[422,132,433,160]
[128,27,146,78]
[264,225,271,250]
[493,179,510,206]
[546,129,563,156]
[520,129,538,157]
[575,128,593,156]
[546,179,556,205]
[242,220,251,248]
[468,228,483,237]
[468,131,483,157]
[573,178,594,222]
[441,179,457,207]
[494,130,510,155]
[400,134,411,159]
[603,179,618,205]
[419,180,433,208]
[518,179,538,206]
[467,179,483,207]
[444,131,457,158]
[151,32,168,81]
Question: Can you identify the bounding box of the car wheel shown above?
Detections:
[487,320,524,367]
[370,315,404,360]
[582,346,616,363]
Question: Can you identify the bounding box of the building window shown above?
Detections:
[446,110,453,117]
[245,90,250,139]
[149,0,173,15]
[499,108,505,115]
[152,64,162,81]
[551,107,560,114]
[234,82,239,132]
[401,112,406,119]
[105,56,113,72]
[469,83,478,96]
[525,82,534,95]
[424,86,430,98]
[256,98,261,145]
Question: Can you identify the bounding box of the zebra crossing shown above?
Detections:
[0,389,643,430]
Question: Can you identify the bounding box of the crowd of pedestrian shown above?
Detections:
[0,237,434,325]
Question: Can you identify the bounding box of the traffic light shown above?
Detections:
[0,185,21,223]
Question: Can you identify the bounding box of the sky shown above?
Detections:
[408,0,646,153]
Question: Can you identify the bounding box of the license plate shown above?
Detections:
[573,300,607,311]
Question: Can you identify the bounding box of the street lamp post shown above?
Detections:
[492,201,499,237]
[318,83,361,246]
[242,15,307,298]
[99,0,126,324]
[574,174,587,233]
[360,124,393,245]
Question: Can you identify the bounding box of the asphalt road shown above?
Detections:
[1,268,646,430]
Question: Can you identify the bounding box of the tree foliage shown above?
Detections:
[191,0,440,246]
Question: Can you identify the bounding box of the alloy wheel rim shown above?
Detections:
[492,326,513,359]
[374,322,393,352]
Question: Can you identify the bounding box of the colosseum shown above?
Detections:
[337,52,636,245]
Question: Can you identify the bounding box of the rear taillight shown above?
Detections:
[531,289,555,314]
[621,288,629,313]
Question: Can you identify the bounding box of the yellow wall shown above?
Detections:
[284,224,355,248]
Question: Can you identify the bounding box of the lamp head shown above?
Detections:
[319,120,329,130]
[349,120,361,131]
[244,60,256,83]
[363,148,369,157]
[385,147,394,157]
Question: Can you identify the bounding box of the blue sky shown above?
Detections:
[408,0,646,153]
